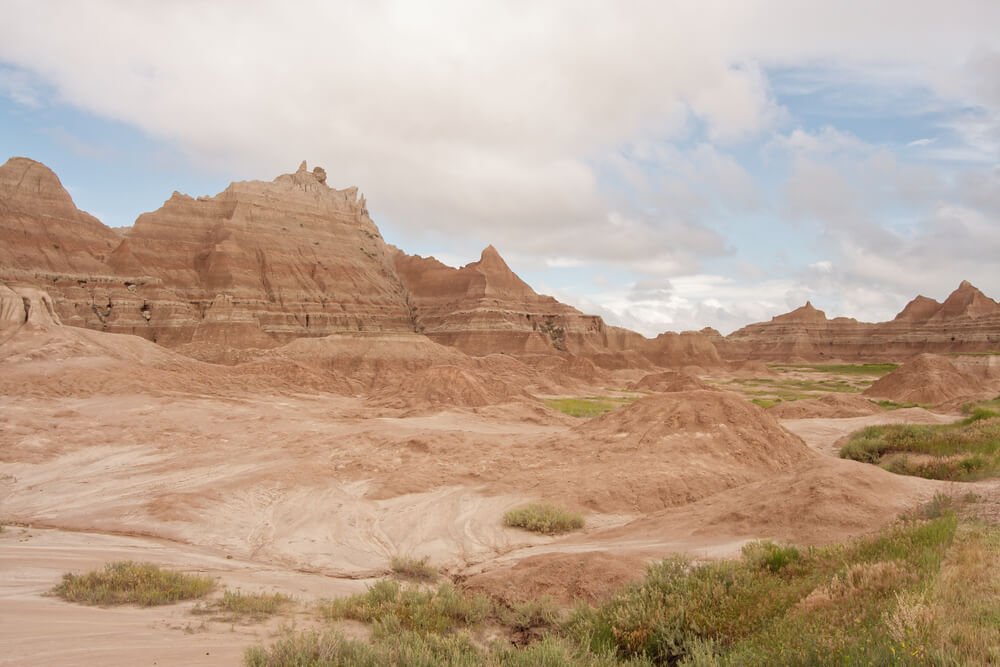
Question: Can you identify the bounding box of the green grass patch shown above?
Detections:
[751,397,783,409]
[504,503,585,535]
[192,589,292,621]
[727,376,863,395]
[545,396,636,418]
[771,363,900,376]
[875,399,922,410]
[52,561,214,607]
[962,395,1000,419]
[839,416,1000,481]
[245,629,650,667]
[390,555,439,582]
[567,514,958,665]
[248,510,999,666]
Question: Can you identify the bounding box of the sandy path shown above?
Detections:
[0,527,370,667]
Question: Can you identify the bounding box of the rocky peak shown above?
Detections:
[0,157,79,217]
[771,301,828,324]
[466,245,536,299]
[893,295,941,322]
[933,280,1000,320]
[0,156,121,275]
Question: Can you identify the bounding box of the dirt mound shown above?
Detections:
[629,370,711,392]
[590,457,935,548]
[273,332,469,391]
[579,390,809,463]
[769,393,883,419]
[367,364,532,410]
[463,552,648,605]
[0,321,350,398]
[863,353,985,405]
[502,390,815,513]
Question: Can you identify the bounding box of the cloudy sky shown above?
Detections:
[2,1,999,335]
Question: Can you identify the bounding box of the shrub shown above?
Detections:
[52,561,214,606]
[741,541,801,573]
[503,503,584,535]
[321,580,491,634]
[390,555,438,582]
[193,589,292,620]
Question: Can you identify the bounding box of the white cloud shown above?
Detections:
[2,1,1000,335]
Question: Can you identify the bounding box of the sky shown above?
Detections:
[2,1,999,336]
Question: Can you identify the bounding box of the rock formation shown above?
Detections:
[0,158,417,347]
[721,282,1000,360]
[1,156,721,366]
[393,245,646,356]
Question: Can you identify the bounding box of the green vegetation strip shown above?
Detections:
[770,363,899,376]
[840,407,1000,481]
[545,396,635,418]
[246,500,1000,666]
[52,561,214,607]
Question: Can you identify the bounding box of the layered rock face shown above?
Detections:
[107,161,414,345]
[721,283,1000,361]
[0,158,415,346]
[393,246,645,356]
[0,157,122,277]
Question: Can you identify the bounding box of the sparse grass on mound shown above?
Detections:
[839,414,1000,481]
[248,505,996,666]
[390,555,438,582]
[192,589,292,621]
[52,561,214,607]
[545,396,635,418]
[504,503,585,535]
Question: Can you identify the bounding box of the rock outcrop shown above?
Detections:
[721,282,1000,360]
[393,245,649,356]
[4,157,715,365]
[0,158,416,347]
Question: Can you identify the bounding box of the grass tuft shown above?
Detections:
[52,561,214,607]
[192,589,292,621]
[390,555,438,582]
[320,580,492,634]
[504,503,585,535]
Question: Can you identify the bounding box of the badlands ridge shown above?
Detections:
[1,157,998,665]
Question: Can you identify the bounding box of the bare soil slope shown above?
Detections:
[863,353,986,405]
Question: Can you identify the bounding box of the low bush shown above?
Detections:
[390,555,438,582]
[192,589,292,620]
[52,561,214,607]
[504,503,584,535]
[320,580,491,634]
